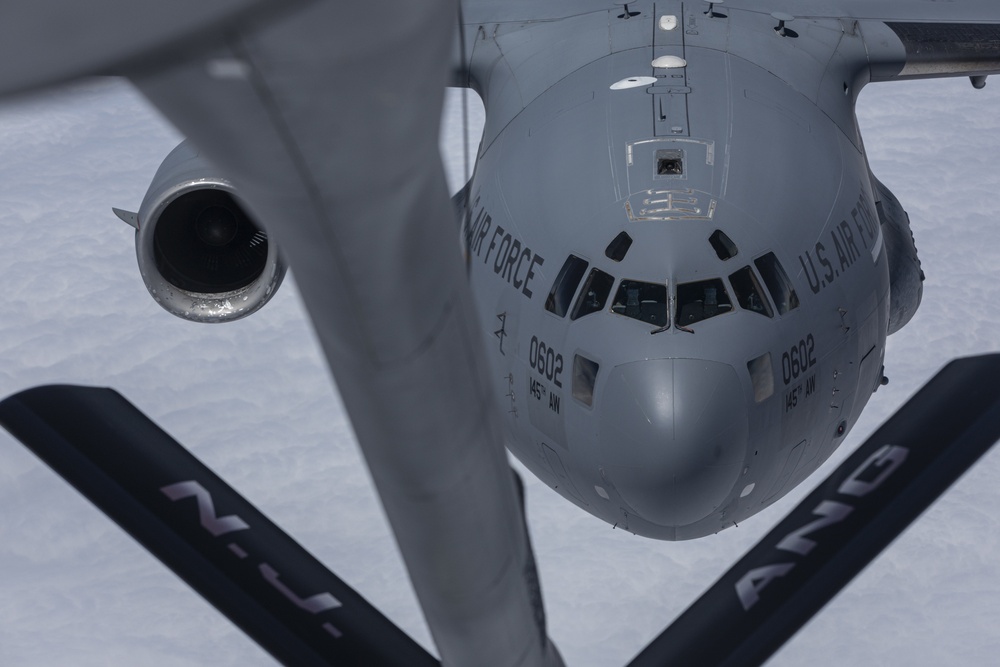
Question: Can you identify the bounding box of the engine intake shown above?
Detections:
[128,141,286,323]
[873,176,924,335]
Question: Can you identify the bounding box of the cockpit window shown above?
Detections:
[728,266,773,317]
[747,352,774,402]
[545,254,589,317]
[572,354,600,407]
[611,280,668,327]
[571,268,615,320]
[605,231,633,262]
[709,230,738,261]
[754,252,799,315]
[676,278,733,326]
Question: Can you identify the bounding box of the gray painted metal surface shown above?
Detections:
[454,0,1000,542]
[0,1,312,96]
[122,3,564,665]
[6,0,1000,664]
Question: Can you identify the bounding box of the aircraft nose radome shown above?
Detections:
[599,358,747,528]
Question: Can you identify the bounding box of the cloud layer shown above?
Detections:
[1,70,999,667]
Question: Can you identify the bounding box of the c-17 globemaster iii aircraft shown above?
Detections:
[4,1,1000,666]
[116,1,989,543]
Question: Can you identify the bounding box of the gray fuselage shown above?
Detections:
[463,4,890,539]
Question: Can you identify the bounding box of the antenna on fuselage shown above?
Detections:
[457,2,470,184]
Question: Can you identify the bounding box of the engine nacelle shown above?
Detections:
[874,176,924,335]
[130,141,285,323]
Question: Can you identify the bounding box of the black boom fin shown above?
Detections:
[0,385,437,667]
[629,354,1000,667]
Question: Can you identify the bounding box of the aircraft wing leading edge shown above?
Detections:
[452,2,1000,98]
[716,1,1000,83]
[700,0,1000,22]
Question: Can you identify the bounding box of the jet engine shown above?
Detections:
[873,177,924,335]
[119,141,285,323]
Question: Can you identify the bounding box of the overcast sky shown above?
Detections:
[1,59,1000,667]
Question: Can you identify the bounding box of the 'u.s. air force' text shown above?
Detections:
[797,190,880,295]
[464,197,545,299]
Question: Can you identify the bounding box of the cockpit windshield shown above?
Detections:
[571,268,615,320]
[545,254,589,317]
[676,278,733,326]
[728,266,773,317]
[611,280,668,327]
[754,252,799,315]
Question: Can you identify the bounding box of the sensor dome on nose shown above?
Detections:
[599,358,747,528]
